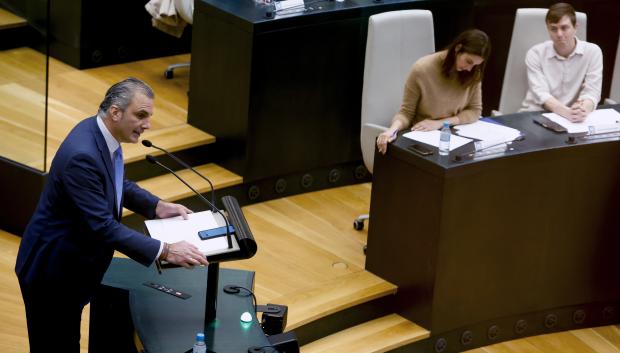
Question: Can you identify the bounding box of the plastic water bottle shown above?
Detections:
[439,121,451,156]
[193,332,207,353]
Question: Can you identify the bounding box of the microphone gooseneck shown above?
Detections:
[145,154,233,249]
[145,154,215,209]
[142,139,216,212]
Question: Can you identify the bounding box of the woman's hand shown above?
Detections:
[377,130,398,154]
[411,119,444,132]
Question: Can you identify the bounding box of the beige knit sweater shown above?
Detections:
[392,50,482,128]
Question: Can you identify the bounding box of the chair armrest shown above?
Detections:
[360,123,388,174]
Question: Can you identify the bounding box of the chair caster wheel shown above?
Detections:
[353,219,364,230]
[164,69,174,79]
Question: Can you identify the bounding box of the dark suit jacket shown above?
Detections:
[15,116,161,302]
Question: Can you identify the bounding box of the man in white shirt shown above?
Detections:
[520,2,603,122]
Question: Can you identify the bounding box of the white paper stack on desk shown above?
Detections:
[543,108,620,134]
[454,120,522,150]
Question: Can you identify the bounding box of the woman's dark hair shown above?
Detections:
[441,29,491,87]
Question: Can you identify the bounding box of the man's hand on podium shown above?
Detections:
[155,200,193,219]
[163,241,209,268]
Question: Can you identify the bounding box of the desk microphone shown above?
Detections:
[142,139,215,212]
[145,154,233,250]
[453,135,525,162]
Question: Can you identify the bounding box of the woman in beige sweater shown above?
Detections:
[377,29,491,154]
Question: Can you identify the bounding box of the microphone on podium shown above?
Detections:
[142,139,216,212]
[145,154,233,249]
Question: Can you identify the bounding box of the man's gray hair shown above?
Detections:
[97,77,154,118]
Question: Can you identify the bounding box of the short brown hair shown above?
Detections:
[441,29,491,87]
[546,3,576,26]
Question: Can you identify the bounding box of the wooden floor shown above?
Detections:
[0,47,191,170]
[2,184,620,353]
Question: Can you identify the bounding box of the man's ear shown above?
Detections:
[109,105,122,121]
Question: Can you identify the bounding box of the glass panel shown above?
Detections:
[0,0,48,172]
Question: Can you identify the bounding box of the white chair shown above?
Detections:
[605,34,620,104]
[164,0,194,79]
[496,8,587,115]
[353,10,434,231]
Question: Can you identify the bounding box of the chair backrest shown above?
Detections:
[174,0,194,24]
[498,8,587,114]
[610,34,620,103]
[361,10,434,173]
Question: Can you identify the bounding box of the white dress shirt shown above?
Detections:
[96,116,121,162]
[520,38,603,111]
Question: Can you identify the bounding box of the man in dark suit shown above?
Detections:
[15,78,210,352]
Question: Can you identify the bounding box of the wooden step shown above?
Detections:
[0,120,214,172]
[0,8,27,30]
[122,163,242,217]
[123,124,215,164]
[300,314,430,353]
[271,270,397,331]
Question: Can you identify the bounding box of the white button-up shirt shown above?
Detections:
[96,116,120,162]
[520,38,603,111]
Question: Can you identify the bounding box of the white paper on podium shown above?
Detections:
[144,210,240,256]
[402,130,472,151]
[543,108,620,133]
